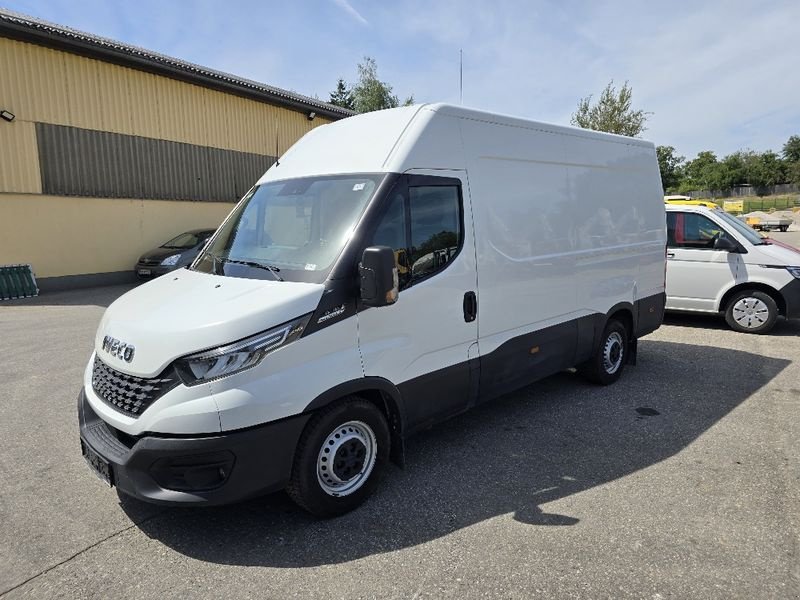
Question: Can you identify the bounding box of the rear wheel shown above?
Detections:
[287,397,389,517]
[579,319,629,385]
[724,290,778,334]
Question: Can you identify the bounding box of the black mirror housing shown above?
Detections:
[714,236,737,252]
[360,246,399,307]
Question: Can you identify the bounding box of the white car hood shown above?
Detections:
[95,269,324,377]
[746,241,800,266]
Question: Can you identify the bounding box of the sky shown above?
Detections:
[3,0,799,159]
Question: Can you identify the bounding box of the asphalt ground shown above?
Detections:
[1,236,799,599]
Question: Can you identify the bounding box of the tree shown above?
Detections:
[570,80,651,137]
[788,162,800,185]
[350,56,414,113]
[329,78,354,110]
[656,146,685,192]
[721,151,747,186]
[782,135,800,184]
[682,151,733,193]
[782,135,800,163]
[746,150,787,191]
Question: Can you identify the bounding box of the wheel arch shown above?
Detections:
[718,282,785,316]
[605,302,636,340]
[303,377,406,467]
[604,303,636,365]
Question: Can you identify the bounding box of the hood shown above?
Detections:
[746,240,800,266]
[96,269,324,377]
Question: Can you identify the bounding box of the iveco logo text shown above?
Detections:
[102,335,135,363]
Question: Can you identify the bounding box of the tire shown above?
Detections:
[724,289,778,334]
[579,319,629,385]
[286,397,389,518]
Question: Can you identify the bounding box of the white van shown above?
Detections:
[665,204,800,333]
[79,104,666,516]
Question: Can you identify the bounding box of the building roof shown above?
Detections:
[0,8,355,121]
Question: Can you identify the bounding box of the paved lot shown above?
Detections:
[2,257,799,598]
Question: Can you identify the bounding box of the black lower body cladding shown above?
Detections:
[78,389,310,505]
[780,278,800,319]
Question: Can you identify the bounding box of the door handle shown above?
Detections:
[667,252,675,258]
[463,291,477,322]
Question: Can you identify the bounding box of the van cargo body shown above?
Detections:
[79,104,667,515]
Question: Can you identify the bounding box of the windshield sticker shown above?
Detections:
[305,263,317,271]
[352,183,366,191]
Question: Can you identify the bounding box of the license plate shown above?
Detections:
[81,439,113,487]
[137,269,151,276]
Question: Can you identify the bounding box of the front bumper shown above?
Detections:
[135,263,173,278]
[78,388,310,505]
[780,278,800,320]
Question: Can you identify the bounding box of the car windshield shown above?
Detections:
[713,210,766,245]
[192,174,384,283]
[161,232,208,249]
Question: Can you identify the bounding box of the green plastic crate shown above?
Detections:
[0,264,39,300]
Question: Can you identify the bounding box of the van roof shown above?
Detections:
[259,103,655,184]
[427,103,654,148]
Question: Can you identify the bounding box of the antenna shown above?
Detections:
[459,49,463,104]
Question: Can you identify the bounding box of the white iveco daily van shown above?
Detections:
[79,104,666,516]
[665,204,800,333]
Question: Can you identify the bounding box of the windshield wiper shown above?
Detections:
[221,258,283,281]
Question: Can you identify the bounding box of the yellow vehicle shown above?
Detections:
[664,195,720,209]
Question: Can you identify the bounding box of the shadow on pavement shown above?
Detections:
[124,340,790,567]
[664,312,800,336]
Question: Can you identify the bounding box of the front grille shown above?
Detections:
[92,356,180,417]
[138,257,161,266]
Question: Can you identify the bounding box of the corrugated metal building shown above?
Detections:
[0,9,353,290]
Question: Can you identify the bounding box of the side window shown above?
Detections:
[408,186,462,282]
[667,212,727,249]
[369,183,463,291]
[371,191,411,289]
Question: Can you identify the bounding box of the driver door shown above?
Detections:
[356,171,479,432]
[666,211,741,311]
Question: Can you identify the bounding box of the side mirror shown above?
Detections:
[359,246,399,307]
[714,236,737,252]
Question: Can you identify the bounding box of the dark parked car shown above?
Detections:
[135,229,216,279]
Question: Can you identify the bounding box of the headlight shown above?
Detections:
[161,254,181,266]
[787,266,800,279]
[174,314,311,386]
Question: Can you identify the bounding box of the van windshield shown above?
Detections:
[713,210,765,245]
[192,174,384,283]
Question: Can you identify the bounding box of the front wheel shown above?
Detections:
[287,397,389,517]
[579,319,629,385]
[724,290,778,334]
